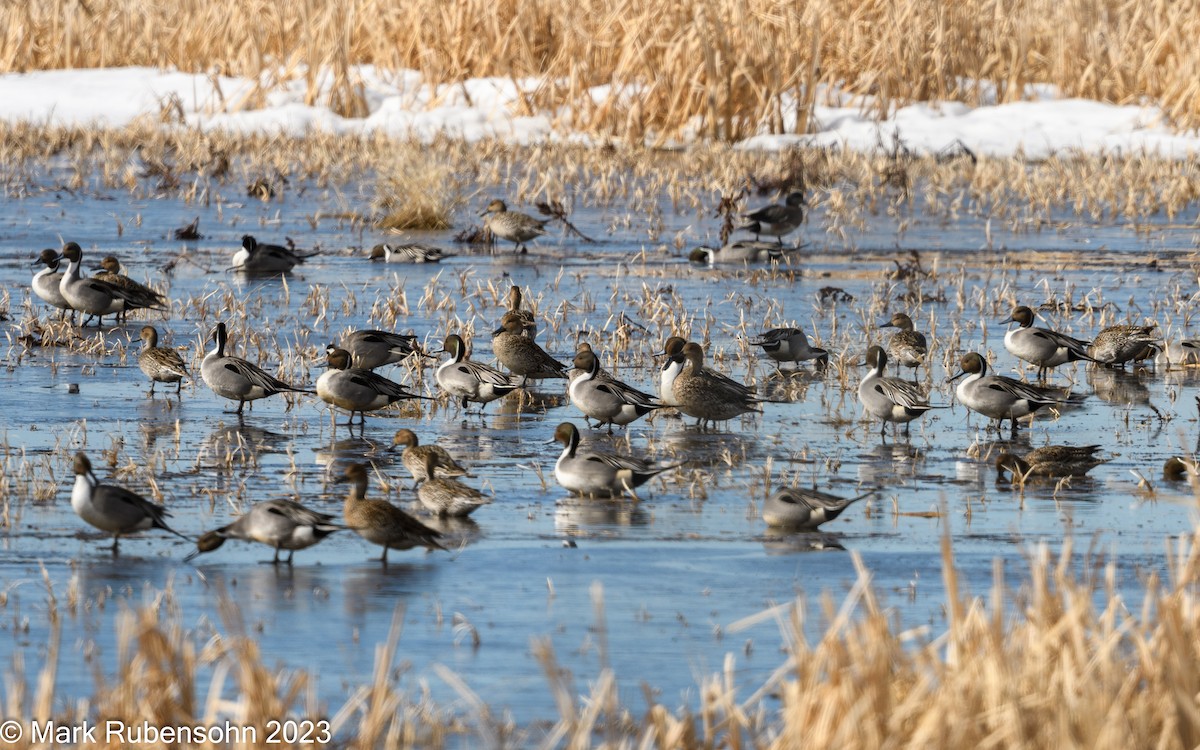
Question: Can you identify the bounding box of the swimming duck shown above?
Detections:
[232,235,313,273]
[762,486,873,530]
[688,241,791,265]
[70,452,188,553]
[436,333,525,410]
[200,322,314,415]
[339,463,446,564]
[994,445,1109,482]
[481,199,547,254]
[368,243,450,263]
[185,498,342,565]
[552,422,681,498]
[138,325,190,395]
[1001,306,1093,379]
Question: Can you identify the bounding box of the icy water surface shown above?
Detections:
[1,168,1199,735]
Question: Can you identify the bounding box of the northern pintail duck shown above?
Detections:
[337,329,426,370]
[390,428,469,486]
[481,199,547,254]
[201,322,314,414]
[185,498,342,564]
[880,312,928,376]
[688,241,791,265]
[553,422,681,497]
[858,345,936,437]
[1088,324,1161,367]
[30,248,73,316]
[138,325,189,395]
[1161,340,1200,367]
[415,453,492,517]
[994,445,1108,482]
[1163,456,1199,481]
[316,348,429,426]
[568,349,661,432]
[436,333,524,410]
[94,255,168,322]
[504,285,538,338]
[368,242,450,263]
[672,341,763,427]
[58,242,165,326]
[567,342,614,383]
[492,313,568,379]
[232,235,313,273]
[949,352,1080,433]
[70,452,188,553]
[1001,306,1092,378]
[762,486,872,530]
[749,327,828,369]
[340,463,445,563]
[739,191,806,244]
[657,336,753,407]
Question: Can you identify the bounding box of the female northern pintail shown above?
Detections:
[762,486,873,530]
[232,235,314,273]
[416,453,492,517]
[492,313,568,379]
[94,255,168,322]
[368,242,450,263]
[504,285,538,338]
[1088,324,1161,367]
[657,336,753,407]
[70,452,188,553]
[337,329,426,370]
[481,199,547,254]
[185,498,342,565]
[390,428,469,486]
[30,248,73,317]
[879,312,928,376]
[949,352,1081,434]
[316,348,429,426]
[748,327,828,369]
[201,322,313,414]
[138,325,189,395]
[858,345,936,437]
[553,422,681,498]
[739,191,806,244]
[1001,306,1093,379]
[58,242,164,326]
[339,463,445,564]
[568,349,661,432]
[672,341,763,428]
[994,445,1108,482]
[688,241,791,265]
[436,333,524,410]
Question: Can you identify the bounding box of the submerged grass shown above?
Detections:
[7,529,1200,747]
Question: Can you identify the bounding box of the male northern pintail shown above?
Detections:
[436,333,524,410]
[672,341,763,427]
[94,255,168,322]
[504,285,538,338]
[339,463,445,564]
[858,345,936,437]
[994,445,1108,482]
[688,241,791,265]
[200,322,314,415]
[138,325,190,395]
[657,336,753,407]
[492,313,568,379]
[337,329,426,370]
[1088,323,1161,367]
[1160,340,1200,367]
[481,199,547,254]
[70,452,188,553]
[58,242,165,326]
[567,342,614,383]
[762,485,873,530]
[949,352,1081,433]
[1001,306,1093,379]
[879,312,928,376]
[30,248,73,317]
[739,191,805,244]
[748,327,828,369]
[568,349,661,432]
[231,235,314,273]
[416,453,492,517]
[316,347,429,426]
[553,422,681,498]
[185,498,342,565]
[368,243,450,263]
[390,428,470,486]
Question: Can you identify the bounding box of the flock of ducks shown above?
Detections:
[27,191,1198,564]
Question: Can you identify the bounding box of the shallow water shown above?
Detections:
[1,164,1198,737]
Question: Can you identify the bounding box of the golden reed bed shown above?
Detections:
[6,0,1200,140]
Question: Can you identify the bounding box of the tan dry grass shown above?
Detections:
[5,0,1200,139]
